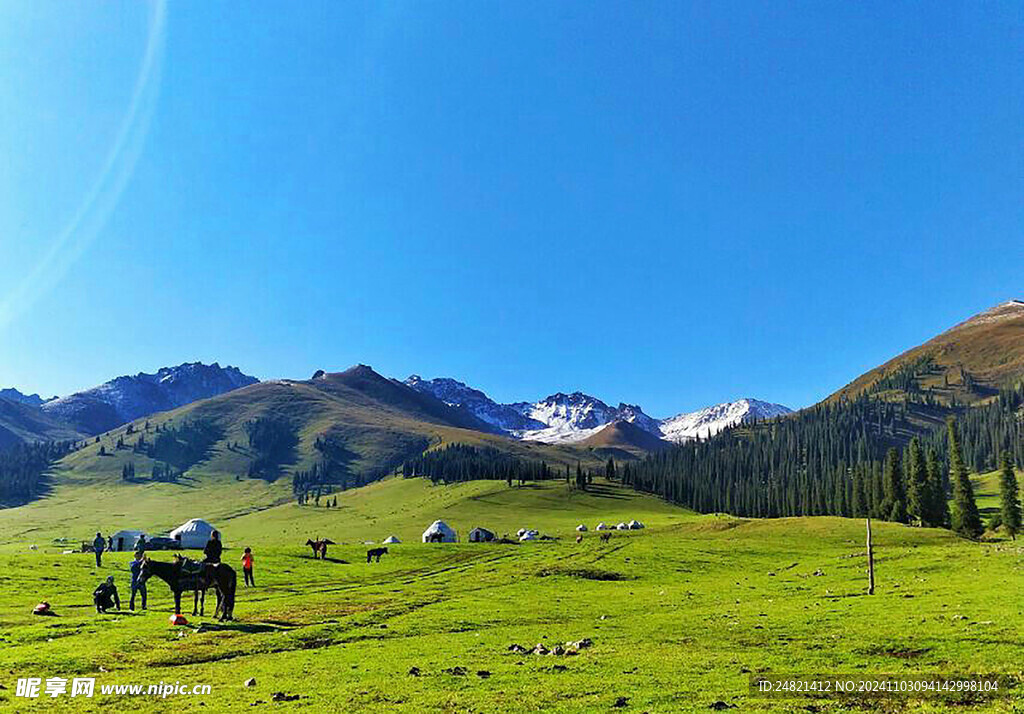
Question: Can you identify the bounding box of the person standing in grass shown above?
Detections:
[93,532,106,567]
[134,533,147,554]
[241,547,255,587]
[129,551,147,610]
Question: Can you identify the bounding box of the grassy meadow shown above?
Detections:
[0,476,1022,713]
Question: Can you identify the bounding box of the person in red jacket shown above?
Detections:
[241,547,255,587]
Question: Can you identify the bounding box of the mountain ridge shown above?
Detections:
[40,362,258,435]
[404,375,791,444]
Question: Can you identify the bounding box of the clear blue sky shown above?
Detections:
[1,1,1022,416]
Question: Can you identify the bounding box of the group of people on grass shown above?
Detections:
[91,530,256,613]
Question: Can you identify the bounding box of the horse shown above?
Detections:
[306,538,334,559]
[366,546,388,563]
[599,532,612,543]
[137,555,237,621]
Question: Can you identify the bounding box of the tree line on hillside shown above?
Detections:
[118,419,224,484]
[621,384,1024,539]
[245,416,298,479]
[402,444,556,485]
[0,441,75,502]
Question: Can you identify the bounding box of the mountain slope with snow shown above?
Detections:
[41,362,258,435]
[659,399,793,442]
[406,375,790,446]
[0,388,53,407]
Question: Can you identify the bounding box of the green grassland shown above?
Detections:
[0,476,1022,713]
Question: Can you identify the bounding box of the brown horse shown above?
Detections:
[137,555,237,620]
[306,538,334,559]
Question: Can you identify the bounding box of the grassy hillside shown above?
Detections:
[0,477,1021,713]
[0,397,85,449]
[7,365,613,529]
[577,420,669,460]
[829,300,1024,406]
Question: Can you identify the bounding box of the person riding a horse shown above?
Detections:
[204,530,222,563]
[136,554,237,621]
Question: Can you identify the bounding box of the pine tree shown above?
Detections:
[881,448,907,523]
[924,447,950,528]
[998,451,1021,540]
[905,438,927,525]
[948,418,982,538]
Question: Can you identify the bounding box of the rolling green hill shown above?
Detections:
[0,475,1020,713]
[0,397,85,449]
[1,364,612,526]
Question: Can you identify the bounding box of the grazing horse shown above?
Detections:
[599,532,612,543]
[306,538,334,559]
[137,555,237,621]
[366,546,388,563]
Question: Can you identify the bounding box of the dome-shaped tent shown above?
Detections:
[595,522,609,530]
[169,519,220,549]
[628,519,645,530]
[575,524,587,532]
[519,530,539,541]
[468,527,495,543]
[110,529,147,552]
[422,520,457,543]
[382,535,401,544]
[615,522,629,530]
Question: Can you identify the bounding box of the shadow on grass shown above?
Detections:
[193,621,292,634]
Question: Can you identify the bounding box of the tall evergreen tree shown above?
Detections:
[905,438,927,525]
[881,448,908,523]
[948,418,983,538]
[998,451,1021,540]
[924,447,950,528]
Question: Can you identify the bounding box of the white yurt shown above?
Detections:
[468,527,495,543]
[519,530,539,541]
[110,529,147,552]
[516,528,527,537]
[169,519,219,549]
[575,524,588,532]
[422,520,458,543]
[628,519,645,530]
[382,535,401,544]
[616,522,629,530]
[595,522,609,530]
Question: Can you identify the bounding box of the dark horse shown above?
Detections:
[138,555,237,621]
[306,538,334,559]
[366,546,388,563]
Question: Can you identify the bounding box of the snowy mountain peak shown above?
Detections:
[405,373,790,447]
[659,398,792,443]
[41,362,258,435]
[404,376,545,432]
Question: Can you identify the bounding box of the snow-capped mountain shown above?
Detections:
[404,375,545,433]
[405,374,789,446]
[41,362,258,435]
[659,398,793,442]
[0,387,54,407]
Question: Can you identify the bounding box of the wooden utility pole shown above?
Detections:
[866,517,875,595]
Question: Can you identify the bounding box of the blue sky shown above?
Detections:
[1,1,1022,416]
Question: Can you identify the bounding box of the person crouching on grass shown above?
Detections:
[241,547,255,587]
[93,576,120,613]
[129,551,147,610]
